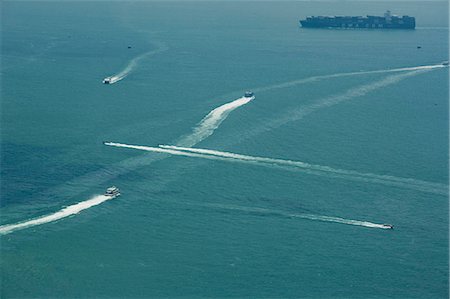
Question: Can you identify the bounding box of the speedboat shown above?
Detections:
[105,186,120,197]
[382,224,394,229]
[244,91,254,98]
[103,77,112,84]
[442,61,449,66]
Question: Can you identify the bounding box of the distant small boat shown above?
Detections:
[417,46,421,49]
[383,224,394,229]
[128,46,132,49]
[105,186,120,197]
[244,91,254,98]
[442,61,449,66]
[103,77,112,84]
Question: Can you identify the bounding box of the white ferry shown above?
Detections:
[105,186,120,197]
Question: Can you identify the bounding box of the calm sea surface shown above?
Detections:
[1,1,448,298]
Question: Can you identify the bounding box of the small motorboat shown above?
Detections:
[103,77,112,84]
[442,61,449,66]
[382,224,394,229]
[244,91,254,98]
[105,186,120,197]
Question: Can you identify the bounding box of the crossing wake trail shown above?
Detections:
[253,63,446,93]
[1,93,253,235]
[6,63,445,235]
[104,142,447,195]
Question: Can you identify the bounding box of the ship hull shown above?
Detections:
[300,20,415,29]
[299,12,415,30]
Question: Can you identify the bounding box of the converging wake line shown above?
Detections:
[7,63,444,235]
[253,63,446,93]
[1,92,252,235]
[104,142,447,195]
[162,145,447,195]
[251,69,436,137]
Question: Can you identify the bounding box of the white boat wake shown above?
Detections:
[0,195,115,235]
[4,63,445,235]
[253,63,446,93]
[103,142,447,195]
[274,69,427,126]
[0,95,253,235]
[199,203,392,230]
[177,96,255,147]
[244,69,434,140]
[104,42,168,84]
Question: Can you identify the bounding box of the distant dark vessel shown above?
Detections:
[300,10,415,29]
[244,91,254,98]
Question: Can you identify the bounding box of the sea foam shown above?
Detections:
[0,195,114,235]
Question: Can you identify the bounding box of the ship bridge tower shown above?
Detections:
[384,10,392,23]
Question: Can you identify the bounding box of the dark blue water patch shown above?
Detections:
[0,142,102,207]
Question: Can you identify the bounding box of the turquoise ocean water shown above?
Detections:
[1,1,449,298]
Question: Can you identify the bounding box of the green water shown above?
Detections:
[1,1,448,298]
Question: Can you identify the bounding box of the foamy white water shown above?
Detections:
[0,195,114,235]
[1,93,254,235]
[105,42,168,84]
[177,96,255,147]
[7,64,443,235]
[105,142,447,195]
[105,142,232,161]
[201,203,391,229]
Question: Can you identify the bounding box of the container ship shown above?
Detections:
[300,11,415,29]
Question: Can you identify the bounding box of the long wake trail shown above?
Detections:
[106,42,168,84]
[163,146,447,195]
[252,63,446,93]
[104,142,447,195]
[0,195,113,235]
[202,203,391,229]
[5,63,444,235]
[248,68,436,139]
